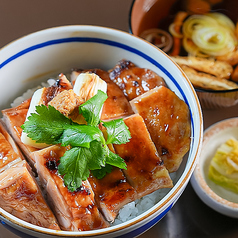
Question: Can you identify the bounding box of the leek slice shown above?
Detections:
[181,13,237,57]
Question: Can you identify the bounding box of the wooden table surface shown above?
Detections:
[0,1,237,237]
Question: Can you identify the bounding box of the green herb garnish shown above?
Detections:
[21,90,131,192]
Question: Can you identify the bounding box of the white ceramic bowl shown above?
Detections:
[191,117,238,218]
[0,25,203,237]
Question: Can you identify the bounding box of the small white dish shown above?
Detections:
[191,117,238,218]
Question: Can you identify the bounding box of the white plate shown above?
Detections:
[191,117,238,218]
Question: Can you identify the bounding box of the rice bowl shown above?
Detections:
[0,25,203,237]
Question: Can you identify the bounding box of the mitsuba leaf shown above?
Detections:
[86,140,108,170]
[58,147,90,192]
[91,164,113,179]
[21,91,130,192]
[60,125,105,148]
[106,150,127,169]
[103,119,131,145]
[21,105,75,144]
[79,90,107,126]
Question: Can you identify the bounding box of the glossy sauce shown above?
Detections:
[109,59,166,101]
[88,167,136,222]
[130,86,191,173]
[113,114,173,199]
[38,145,109,231]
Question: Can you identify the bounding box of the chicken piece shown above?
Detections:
[0,120,24,172]
[88,167,136,223]
[71,69,134,120]
[0,160,60,230]
[180,65,238,90]
[130,86,191,173]
[0,120,60,229]
[31,145,109,231]
[108,59,166,100]
[113,114,173,199]
[171,56,233,79]
[2,99,38,165]
[48,89,84,120]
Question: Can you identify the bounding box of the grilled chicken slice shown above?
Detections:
[0,125,60,230]
[31,145,109,231]
[0,160,60,230]
[113,114,173,199]
[108,59,166,100]
[130,86,191,173]
[2,99,38,165]
[0,120,24,172]
[71,69,134,120]
[88,167,136,223]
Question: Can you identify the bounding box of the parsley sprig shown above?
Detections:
[21,90,131,192]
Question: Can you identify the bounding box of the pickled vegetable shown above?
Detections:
[208,138,238,194]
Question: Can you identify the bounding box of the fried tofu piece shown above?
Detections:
[113,114,173,199]
[48,89,84,120]
[181,65,238,90]
[109,59,166,100]
[88,167,136,223]
[31,145,109,231]
[130,86,191,173]
[171,56,233,79]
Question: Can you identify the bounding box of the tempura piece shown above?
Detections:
[180,65,238,90]
[171,56,233,79]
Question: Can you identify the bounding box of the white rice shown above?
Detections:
[11,78,56,108]
[113,172,177,225]
[11,79,178,225]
